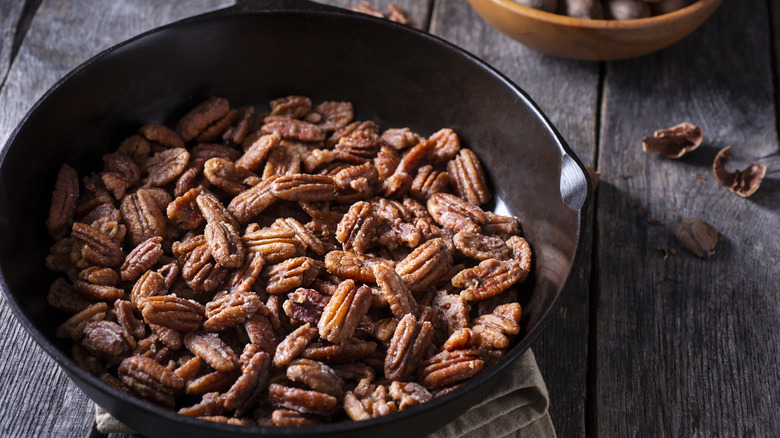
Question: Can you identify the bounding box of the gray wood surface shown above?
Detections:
[0,0,32,90]
[596,0,780,435]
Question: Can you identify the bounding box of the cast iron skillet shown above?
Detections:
[0,1,590,436]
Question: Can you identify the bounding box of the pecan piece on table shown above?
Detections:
[274,323,319,368]
[394,238,453,294]
[452,231,511,261]
[184,331,240,372]
[452,258,526,301]
[418,348,484,390]
[140,295,205,332]
[372,264,418,319]
[673,217,719,258]
[318,279,373,344]
[286,358,344,397]
[204,291,262,332]
[336,201,377,254]
[268,383,338,416]
[120,236,163,281]
[385,313,434,381]
[46,164,79,239]
[118,356,185,408]
[426,192,487,234]
[447,148,490,206]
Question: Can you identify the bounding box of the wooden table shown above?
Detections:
[0,0,778,436]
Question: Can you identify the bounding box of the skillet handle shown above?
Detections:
[231,0,343,14]
[559,153,590,211]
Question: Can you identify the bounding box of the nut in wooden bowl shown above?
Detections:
[467,0,723,60]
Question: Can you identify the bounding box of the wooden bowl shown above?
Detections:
[467,0,723,61]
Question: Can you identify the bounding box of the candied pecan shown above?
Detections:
[103,151,141,187]
[55,302,108,340]
[426,128,460,164]
[482,211,520,237]
[120,236,163,281]
[45,237,80,277]
[245,313,278,354]
[272,217,325,256]
[101,172,128,199]
[227,177,277,224]
[385,314,434,381]
[235,132,281,172]
[381,172,412,199]
[74,280,124,302]
[139,123,185,149]
[184,332,240,372]
[642,122,703,159]
[343,391,371,421]
[141,295,205,332]
[144,147,190,186]
[333,128,382,164]
[287,358,344,397]
[395,238,452,294]
[47,278,93,314]
[432,290,470,339]
[223,350,270,415]
[75,175,113,218]
[312,101,354,132]
[271,409,321,426]
[506,235,532,281]
[283,288,330,325]
[389,381,432,410]
[204,221,245,269]
[191,143,241,162]
[427,192,487,234]
[447,148,490,205]
[374,145,401,182]
[242,225,302,264]
[453,231,511,261]
[373,264,418,318]
[326,120,377,148]
[82,320,132,358]
[130,270,166,309]
[262,117,325,142]
[410,165,450,202]
[223,107,255,144]
[178,392,226,417]
[226,251,265,293]
[177,237,229,294]
[71,222,123,267]
[303,149,336,173]
[333,162,378,202]
[268,383,337,416]
[453,259,525,301]
[46,164,80,239]
[197,109,238,143]
[204,291,262,332]
[262,145,300,179]
[173,355,203,381]
[443,328,482,351]
[274,323,319,368]
[382,128,423,151]
[271,174,335,203]
[118,134,151,167]
[712,146,767,197]
[270,95,312,118]
[318,280,373,344]
[472,302,522,349]
[336,201,377,254]
[302,340,376,363]
[78,266,120,286]
[115,299,146,340]
[203,158,253,196]
[176,97,231,142]
[324,250,390,283]
[118,356,185,408]
[263,256,321,295]
[196,191,239,229]
[186,370,239,396]
[418,348,483,390]
[121,189,167,247]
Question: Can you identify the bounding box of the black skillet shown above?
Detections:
[0,1,591,436]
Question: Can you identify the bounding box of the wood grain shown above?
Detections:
[430,2,599,437]
[0,0,29,88]
[0,1,235,437]
[596,0,780,435]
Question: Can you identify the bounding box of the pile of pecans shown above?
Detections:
[45,95,532,426]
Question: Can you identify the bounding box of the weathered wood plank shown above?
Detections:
[596,0,780,435]
[0,1,235,437]
[0,0,32,88]
[430,2,599,437]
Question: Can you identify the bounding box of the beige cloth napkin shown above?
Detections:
[95,349,556,437]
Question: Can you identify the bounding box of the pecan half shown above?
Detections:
[453,231,511,261]
[268,383,338,416]
[272,174,336,202]
[139,123,185,149]
[373,264,418,318]
[427,128,461,164]
[324,250,390,283]
[82,320,132,358]
[245,313,278,354]
[283,288,330,325]
[287,358,344,397]
[263,256,322,295]
[121,189,167,247]
[261,117,325,142]
[312,101,354,132]
[55,302,108,340]
[204,221,245,269]
[395,238,453,294]
[167,188,205,230]
[410,165,450,202]
[47,164,79,239]
[447,148,490,205]
[204,291,262,332]
[71,222,124,267]
[144,147,190,186]
[203,158,253,196]
[272,218,326,256]
[47,278,94,314]
[226,251,265,293]
[274,323,319,368]
[121,236,163,281]
[223,350,270,415]
[452,259,525,301]
[130,270,166,309]
[385,313,434,381]
[140,295,205,332]
[227,177,277,224]
[270,95,312,118]
[236,132,281,172]
[242,224,302,264]
[389,381,432,410]
[381,128,423,151]
[482,211,520,237]
[176,97,231,142]
[184,332,240,372]
[418,349,483,390]
[318,280,372,344]
[472,302,522,349]
[427,192,487,234]
[642,122,703,159]
[432,290,470,339]
[336,201,377,254]
[118,356,185,408]
[302,341,377,363]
